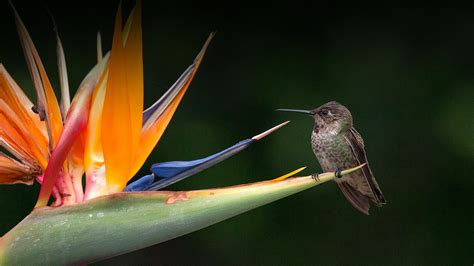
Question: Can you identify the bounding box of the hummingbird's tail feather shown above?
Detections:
[344,128,386,206]
[337,181,370,215]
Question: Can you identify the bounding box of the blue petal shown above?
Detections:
[123,121,289,192]
[146,139,253,190]
[123,139,252,192]
[123,174,155,192]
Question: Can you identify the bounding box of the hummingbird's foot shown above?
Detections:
[311,173,320,181]
[335,168,343,178]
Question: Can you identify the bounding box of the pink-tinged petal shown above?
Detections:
[84,63,109,200]
[35,100,86,207]
[35,59,108,207]
[68,137,85,203]
[51,186,62,207]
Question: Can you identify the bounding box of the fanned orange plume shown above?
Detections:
[0,65,48,168]
[101,3,143,192]
[0,100,47,168]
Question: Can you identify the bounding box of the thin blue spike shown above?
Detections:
[123,121,288,192]
[146,139,253,191]
[123,174,155,192]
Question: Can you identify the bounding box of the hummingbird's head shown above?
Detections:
[311,101,353,133]
[277,101,353,134]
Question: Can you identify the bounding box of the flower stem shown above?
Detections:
[0,165,362,264]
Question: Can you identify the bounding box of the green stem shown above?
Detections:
[0,166,360,265]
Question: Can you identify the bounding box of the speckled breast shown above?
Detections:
[311,129,356,172]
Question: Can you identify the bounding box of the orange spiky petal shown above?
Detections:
[0,100,47,168]
[131,86,186,175]
[131,33,213,176]
[123,1,143,155]
[101,3,143,192]
[10,3,63,152]
[0,65,48,167]
[271,167,307,182]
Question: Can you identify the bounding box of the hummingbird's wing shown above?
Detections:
[336,181,370,215]
[344,128,386,206]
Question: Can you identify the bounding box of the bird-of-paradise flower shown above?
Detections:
[3,1,300,208]
[2,1,241,207]
[0,2,366,264]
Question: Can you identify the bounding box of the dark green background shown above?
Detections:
[0,1,472,265]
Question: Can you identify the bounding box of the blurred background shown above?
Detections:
[0,1,472,265]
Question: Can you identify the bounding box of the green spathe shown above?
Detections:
[0,166,361,265]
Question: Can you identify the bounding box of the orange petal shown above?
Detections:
[0,100,48,168]
[123,1,143,155]
[0,152,35,185]
[131,33,214,176]
[271,167,307,182]
[0,65,47,137]
[132,86,185,176]
[0,65,48,165]
[69,138,85,203]
[101,3,143,192]
[0,116,34,164]
[11,3,63,152]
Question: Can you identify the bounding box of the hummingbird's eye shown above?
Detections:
[319,109,329,116]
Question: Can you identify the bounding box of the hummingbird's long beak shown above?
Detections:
[275,109,314,115]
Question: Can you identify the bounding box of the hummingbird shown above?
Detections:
[277,101,386,215]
